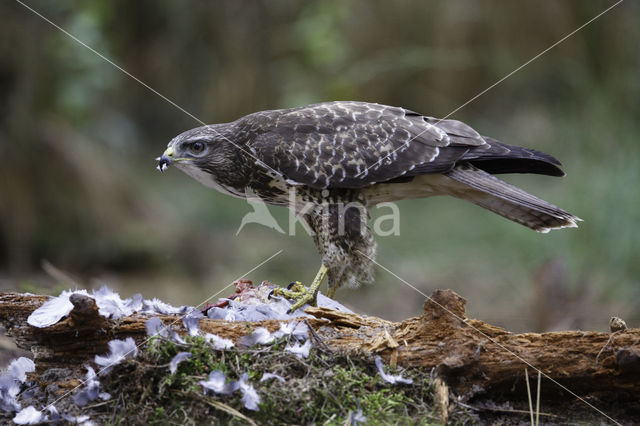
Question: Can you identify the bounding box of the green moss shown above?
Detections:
[94,335,461,424]
[149,407,167,425]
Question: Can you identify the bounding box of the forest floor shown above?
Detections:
[1,283,638,425]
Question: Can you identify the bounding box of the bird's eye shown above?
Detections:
[190,141,205,154]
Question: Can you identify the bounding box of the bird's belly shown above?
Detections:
[364,174,454,204]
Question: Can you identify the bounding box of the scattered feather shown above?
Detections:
[213,300,294,321]
[237,322,309,348]
[238,327,274,347]
[13,406,45,424]
[94,338,138,373]
[375,356,413,385]
[182,309,204,337]
[258,297,302,320]
[27,289,88,328]
[207,283,353,323]
[348,409,367,424]
[28,286,150,328]
[8,357,35,382]
[142,298,190,315]
[285,340,312,358]
[169,352,192,374]
[317,292,353,312]
[273,321,309,340]
[72,367,101,407]
[259,373,286,383]
[73,366,110,405]
[46,406,59,422]
[203,333,234,350]
[25,282,336,329]
[199,372,260,410]
[237,373,261,411]
[199,371,238,395]
[206,306,234,320]
[92,286,142,318]
[0,357,34,412]
[145,317,164,337]
[0,375,21,412]
[170,331,187,344]
[125,293,144,312]
[19,387,35,401]
[62,414,93,425]
[145,317,186,344]
[216,300,284,321]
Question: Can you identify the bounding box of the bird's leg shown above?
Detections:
[325,286,336,299]
[273,264,328,313]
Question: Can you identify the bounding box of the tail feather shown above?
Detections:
[445,164,581,233]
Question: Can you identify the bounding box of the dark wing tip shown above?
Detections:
[468,158,566,177]
[464,137,566,177]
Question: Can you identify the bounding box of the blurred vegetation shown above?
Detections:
[0,0,638,331]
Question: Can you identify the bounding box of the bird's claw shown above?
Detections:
[273,281,317,314]
[287,281,302,291]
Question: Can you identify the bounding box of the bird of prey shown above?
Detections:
[157,101,580,311]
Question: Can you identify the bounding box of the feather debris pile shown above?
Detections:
[26,286,190,328]
[4,286,639,423]
[26,280,351,329]
[1,338,136,423]
[149,284,316,412]
[0,357,34,412]
[0,356,98,425]
[205,279,352,321]
[6,280,357,421]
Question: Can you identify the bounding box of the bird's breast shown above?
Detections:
[179,164,248,199]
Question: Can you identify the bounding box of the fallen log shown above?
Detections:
[1,288,639,402]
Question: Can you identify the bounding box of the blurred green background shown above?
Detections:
[1,0,638,332]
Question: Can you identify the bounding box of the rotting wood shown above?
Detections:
[1,289,639,400]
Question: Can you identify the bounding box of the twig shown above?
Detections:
[525,368,534,426]
[108,393,125,423]
[177,390,257,426]
[321,413,337,426]
[455,400,561,419]
[41,259,81,287]
[536,370,541,426]
[83,399,114,409]
[305,318,331,352]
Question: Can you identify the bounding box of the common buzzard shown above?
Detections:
[157,101,579,311]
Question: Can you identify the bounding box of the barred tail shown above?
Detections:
[445,164,581,233]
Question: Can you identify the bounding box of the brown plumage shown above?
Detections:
[157,101,580,308]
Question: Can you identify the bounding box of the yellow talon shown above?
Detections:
[274,265,329,313]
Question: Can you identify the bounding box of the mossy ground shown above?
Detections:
[88,333,471,425]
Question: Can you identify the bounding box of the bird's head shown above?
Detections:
[157,124,240,190]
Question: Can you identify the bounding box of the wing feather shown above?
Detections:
[248,101,483,188]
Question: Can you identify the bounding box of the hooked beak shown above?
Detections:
[156,146,175,172]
